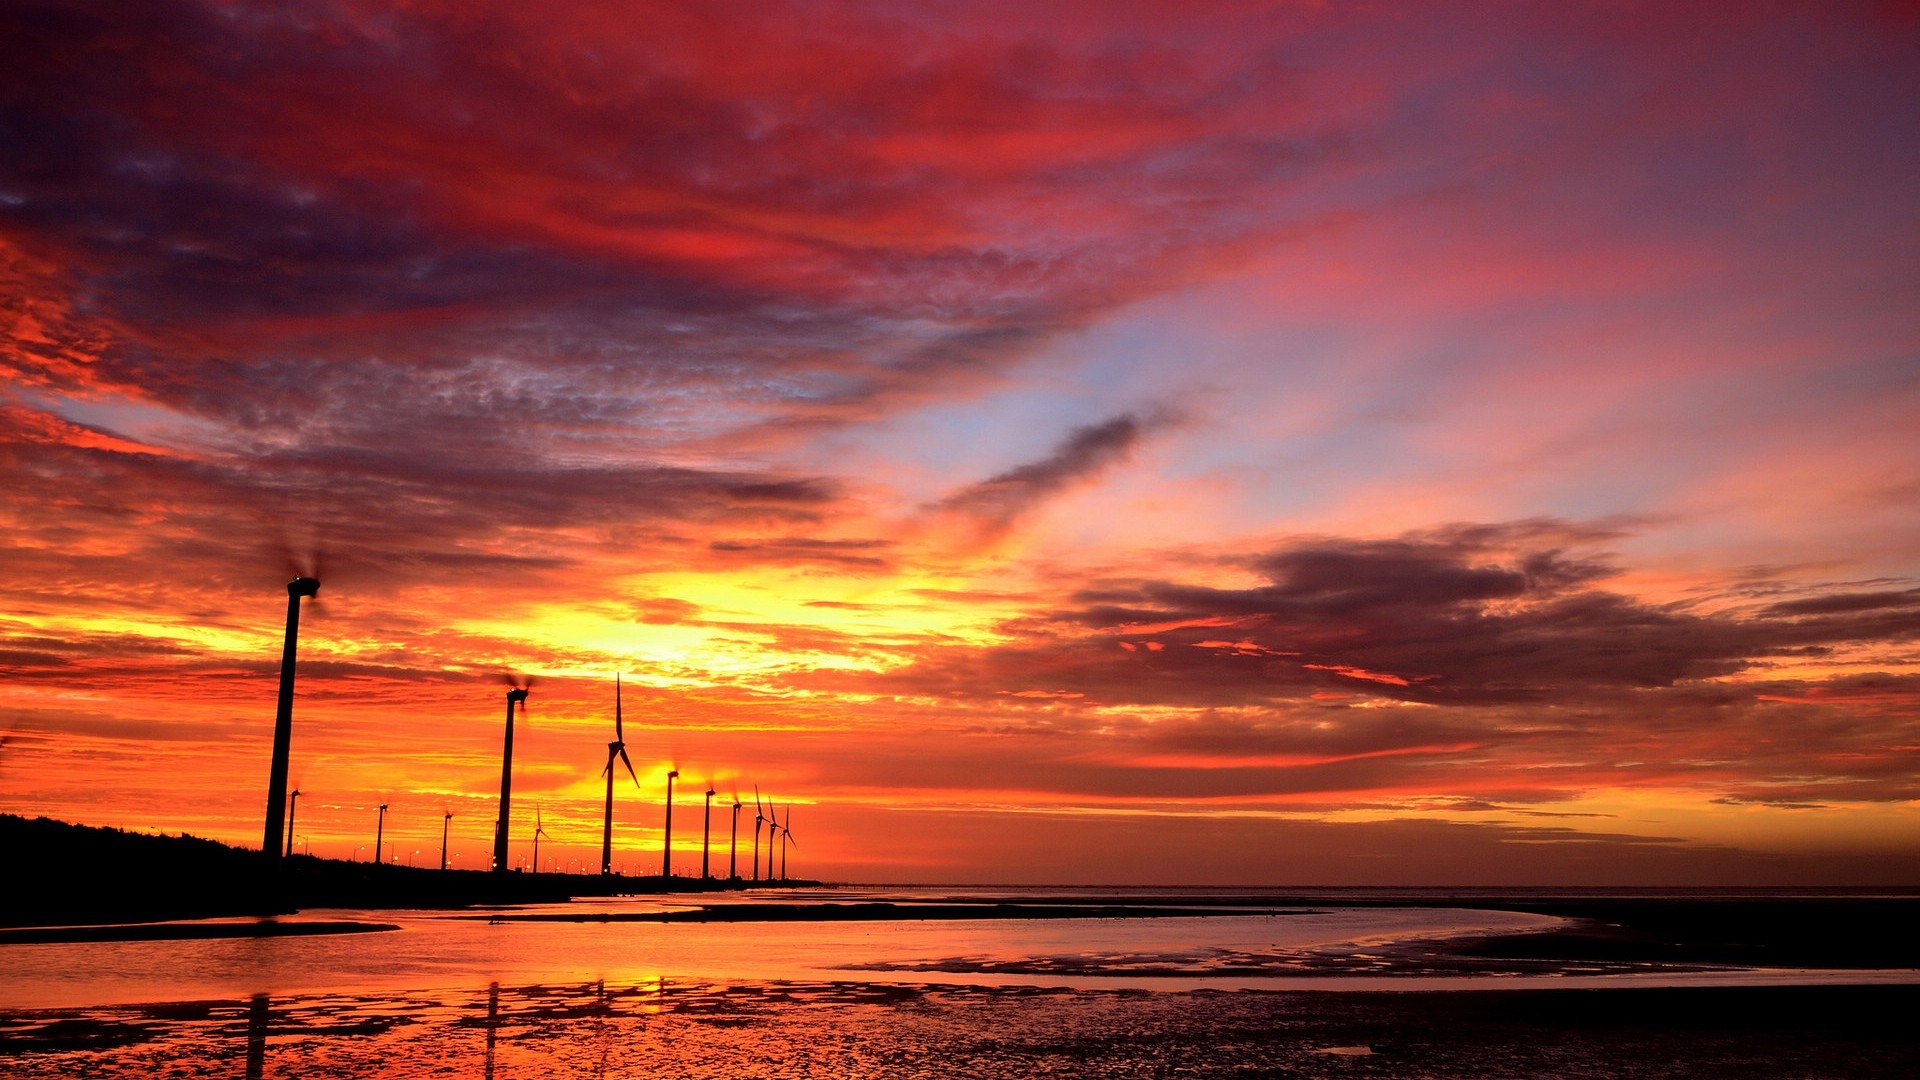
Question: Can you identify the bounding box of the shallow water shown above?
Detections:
[5,888,1919,1077]
[0,891,1564,1009]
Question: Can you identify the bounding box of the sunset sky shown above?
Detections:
[3,0,1917,885]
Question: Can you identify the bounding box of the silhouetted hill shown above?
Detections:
[1,815,277,925]
[0,815,805,927]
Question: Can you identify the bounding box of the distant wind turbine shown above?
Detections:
[780,805,795,882]
[752,787,766,884]
[493,679,531,873]
[533,806,550,875]
[440,809,452,871]
[701,784,715,881]
[284,788,301,858]
[601,675,642,875]
[262,576,320,857]
[663,768,680,878]
[729,792,742,881]
[375,801,389,864]
[756,795,771,880]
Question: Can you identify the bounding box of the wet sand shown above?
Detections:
[3,979,1916,1078]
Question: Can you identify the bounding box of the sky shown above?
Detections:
[2,0,1917,886]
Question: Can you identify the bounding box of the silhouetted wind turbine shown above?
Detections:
[262,576,320,857]
[729,792,742,880]
[756,795,771,880]
[375,802,388,864]
[701,784,715,881]
[493,680,531,873]
[752,786,766,883]
[440,809,453,871]
[285,788,301,858]
[601,675,641,875]
[533,806,550,874]
[780,805,795,882]
[662,769,679,878]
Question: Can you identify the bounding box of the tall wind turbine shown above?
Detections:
[601,675,642,875]
[492,682,530,873]
[729,792,742,881]
[701,784,715,881]
[374,802,389,864]
[284,788,301,858]
[662,769,679,878]
[440,809,452,871]
[533,806,550,874]
[262,576,320,857]
[752,787,766,883]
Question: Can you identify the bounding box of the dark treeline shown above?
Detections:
[0,815,811,928]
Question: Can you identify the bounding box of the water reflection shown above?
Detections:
[484,982,498,1080]
[245,994,268,1080]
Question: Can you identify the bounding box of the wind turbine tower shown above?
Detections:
[285,789,301,858]
[492,686,529,873]
[729,793,742,880]
[262,576,319,857]
[440,810,452,871]
[780,805,795,882]
[701,785,715,881]
[375,802,388,864]
[663,769,679,878]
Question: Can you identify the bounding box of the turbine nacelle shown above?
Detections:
[287,577,320,599]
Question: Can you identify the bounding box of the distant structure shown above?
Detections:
[701,784,715,881]
[729,793,742,880]
[374,802,388,864]
[284,789,301,858]
[780,805,795,882]
[492,685,530,873]
[533,806,550,873]
[600,675,641,874]
[756,795,771,880]
[440,810,452,871]
[662,769,679,878]
[261,577,320,858]
[752,787,766,883]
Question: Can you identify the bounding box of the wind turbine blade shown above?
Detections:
[620,745,641,787]
[615,674,624,741]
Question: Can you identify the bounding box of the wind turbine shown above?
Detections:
[601,675,641,875]
[780,805,796,882]
[752,787,766,884]
[662,769,679,879]
[440,809,452,871]
[375,802,388,864]
[284,788,301,858]
[492,680,531,873]
[262,576,320,857]
[533,806,550,874]
[701,784,715,881]
[756,795,771,880]
[729,792,742,881]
